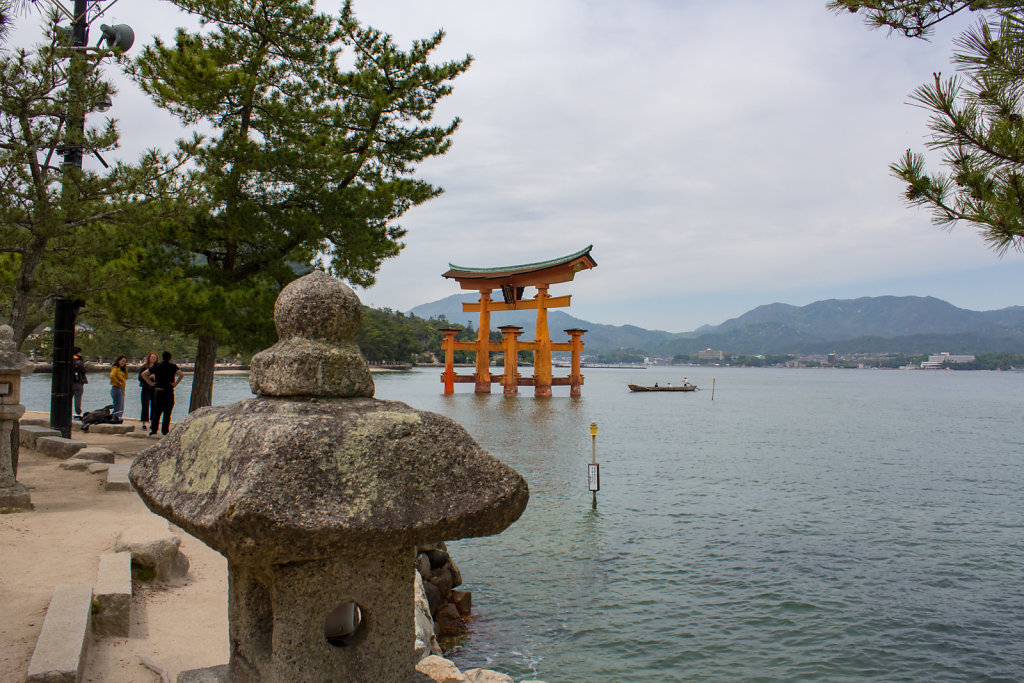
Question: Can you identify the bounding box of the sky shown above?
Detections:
[10,0,1024,332]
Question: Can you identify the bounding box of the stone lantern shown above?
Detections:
[0,324,33,513]
[129,272,529,682]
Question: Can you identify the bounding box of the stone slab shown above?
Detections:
[18,425,60,449]
[88,462,111,474]
[104,464,132,491]
[18,417,50,427]
[89,423,135,435]
[58,459,92,471]
[93,552,132,637]
[35,436,87,460]
[26,583,93,683]
[0,482,32,512]
[177,664,229,682]
[75,447,115,464]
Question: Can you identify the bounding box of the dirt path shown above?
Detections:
[0,413,229,682]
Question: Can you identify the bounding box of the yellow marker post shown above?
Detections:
[588,422,600,508]
[711,378,716,401]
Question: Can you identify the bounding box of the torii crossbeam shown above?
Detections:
[440,245,597,397]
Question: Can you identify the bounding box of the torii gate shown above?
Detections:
[440,245,597,397]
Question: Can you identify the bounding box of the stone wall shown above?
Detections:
[417,541,472,638]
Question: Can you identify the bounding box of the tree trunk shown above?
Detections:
[10,237,46,349]
[189,335,218,413]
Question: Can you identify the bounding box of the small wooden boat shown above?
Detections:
[628,383,697,392]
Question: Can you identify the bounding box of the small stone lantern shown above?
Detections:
[0,324,33,513]
[130,272,529,682]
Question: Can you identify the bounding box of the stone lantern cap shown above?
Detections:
[0,325,33,374]
[129,272,528,565]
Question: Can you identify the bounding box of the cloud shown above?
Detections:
[8,0,1022,331]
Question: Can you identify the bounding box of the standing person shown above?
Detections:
[109,355,128,421]
[138,352,158,431]
[142,351,183,436]
[71,346,88,418]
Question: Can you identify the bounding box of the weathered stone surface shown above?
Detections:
[130,398,528,564]
[88,462,111,474]
[429,567,453,597]
[89,423,135,434]
[416,552,432,580]
[435,603,463,637]
[426,548,449,569]
[450,589,472,617]
[0,483,31,512]
[464,669,514,683]
[75,446,115,463]
[248,272,373,398]
[422,576,441,616]
[93,552,132,637]
[19,417,50,427]
[449,558,463,588]
[26,583,92,683]
[414,572,441,659]
[35,435,86,459]
[19,425,59,449]
[104,463,132,491]
[176,664,229,682]
[58,458,92,471]
[114,524,187,581]
[416,655,467,683]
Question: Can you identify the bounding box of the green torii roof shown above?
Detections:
[443,245,596,287]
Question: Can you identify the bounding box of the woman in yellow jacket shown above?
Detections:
[109,355,128,421]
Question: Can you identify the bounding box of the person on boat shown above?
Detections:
[654,382,658,387]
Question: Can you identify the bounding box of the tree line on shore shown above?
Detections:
[20,307,483,366]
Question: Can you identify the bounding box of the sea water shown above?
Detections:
[19,367,1024,681]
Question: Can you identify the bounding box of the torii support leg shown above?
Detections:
[440,329,459,395]
[475,291,492,393]
[534,285,552,397]
[566,328,586,397]
[499,326,523,397]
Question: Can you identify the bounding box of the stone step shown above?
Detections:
[25,583,93,683]
[57,459,92,472]
[74,447,115,464]
[104,464,132,492]
[18,417,50,428]
[88,423,135,435]
[93,552,132,637]
[18,425,60,449]
[34,436,87,460]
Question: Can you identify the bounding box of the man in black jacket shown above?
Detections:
[71,347,88,417]
[141,351,183,435]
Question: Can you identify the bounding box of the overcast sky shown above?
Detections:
[11,0,1024,332]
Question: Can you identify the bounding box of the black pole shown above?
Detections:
[62,0,89,169]
[49,0,89,438]
[50,298,82,437]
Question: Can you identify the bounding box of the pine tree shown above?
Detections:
[126,0,471,410]
[0,22,186,348]
[830,1,1024,253]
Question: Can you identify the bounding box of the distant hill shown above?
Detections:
[408,294,675,351]
[408,294,1024,355]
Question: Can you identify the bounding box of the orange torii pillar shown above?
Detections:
[565,328,586,397]
[474,290,493,393]
[440,328,459,395]
[498,325,523,397]
[533,285,554,397]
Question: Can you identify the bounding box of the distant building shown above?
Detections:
[697,348,724,361]
[921,352,975,369]
[827,352,837,366]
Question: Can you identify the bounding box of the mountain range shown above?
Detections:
[408,295,1024,356]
